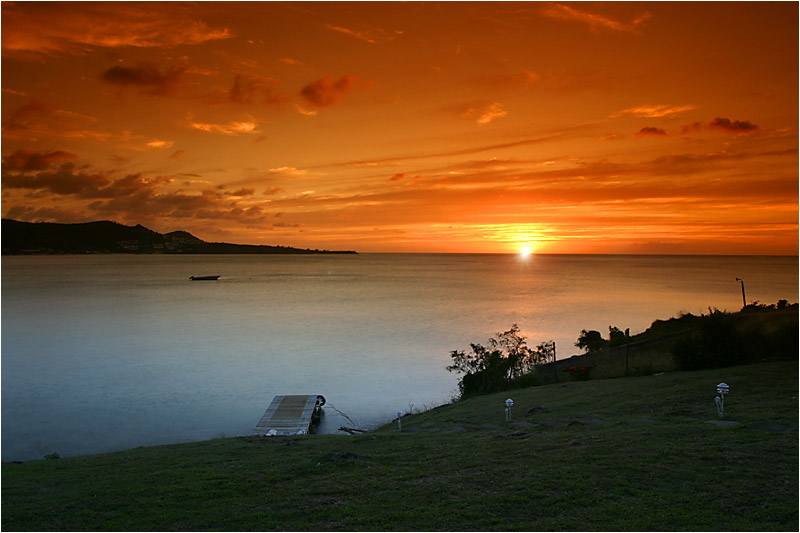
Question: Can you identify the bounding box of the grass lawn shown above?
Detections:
[2,360,797,531]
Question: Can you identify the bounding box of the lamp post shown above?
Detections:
[735,278,747,308]
[505,398,514,422]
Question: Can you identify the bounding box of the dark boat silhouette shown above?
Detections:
[189,275,221,281]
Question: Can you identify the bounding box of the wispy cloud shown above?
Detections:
[457,102,508,124]
[459,102,508,124]
[474,70,541,88]
[476,103,507,124]
[317,134,566,170]
[540,3,651,33]
[269,166,310,176]
[189,116,259,135]
[2,3,231,57]
[324,23,402,44]
[613,104,698,118]
[145,140,174,150]
[2,88,27,97]
[294,104,319,117]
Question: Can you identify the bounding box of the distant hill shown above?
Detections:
[1,219,356,255]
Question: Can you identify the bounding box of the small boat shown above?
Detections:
[189,275,220,281]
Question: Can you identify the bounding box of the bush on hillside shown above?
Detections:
[575,325,628,353]
[672,309,745,370]
[575,329,606,352]
[447,325,552,398]
[672,302,798,370]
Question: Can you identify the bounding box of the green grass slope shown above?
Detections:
[3,361,797,531]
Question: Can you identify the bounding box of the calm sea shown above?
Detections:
[2,254,797,461]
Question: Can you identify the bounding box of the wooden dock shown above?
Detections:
[252,394,326,436]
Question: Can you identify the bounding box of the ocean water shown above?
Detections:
[2,253,797,461]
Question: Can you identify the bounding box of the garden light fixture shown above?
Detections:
[505,398,514,422]
[716,382,729,417]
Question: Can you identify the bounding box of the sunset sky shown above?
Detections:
[2,1,798,253]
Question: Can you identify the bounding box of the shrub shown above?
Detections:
[575,329,606,352]
[447,325,552,398]
[575,326,628,352]
[672,309,759,370]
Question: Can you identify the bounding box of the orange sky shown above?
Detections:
[2,1,798,253]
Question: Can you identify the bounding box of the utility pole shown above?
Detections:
[552,341,558,383]
[624,328,630,377]
[735,278,747,308]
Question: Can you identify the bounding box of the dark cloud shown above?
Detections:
[679,122,703,134]
[3,100,53,130]
[2,162,110,195]
[679,118,759,134]
[708,117,758,132]
[2,150,274,225]
[89,174,171,200]
[101,64,183,95]
[229,74,286,105]
[3,151,167,199]
[228,188,255,197]
[3,148,78,171]
[263,187,285,196]
[88,188,222,218]
[299,74,356,107]
[3,205,89,223]
[635,126,667,136]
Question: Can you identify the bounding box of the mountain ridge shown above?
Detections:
[1,219,356,255]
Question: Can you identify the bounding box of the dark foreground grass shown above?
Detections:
[3,361,797,531]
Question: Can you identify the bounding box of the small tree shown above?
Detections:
[447,325,550,398]
[575,329,607,352]
[535,340,556,364]
[576,326,628,352]
[608,326,628,347]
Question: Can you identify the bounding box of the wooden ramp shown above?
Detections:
[252,394,325,436]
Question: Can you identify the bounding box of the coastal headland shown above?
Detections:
[1,219,357,255]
